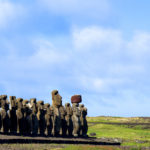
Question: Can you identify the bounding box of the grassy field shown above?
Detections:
[0,144,122,150]
[87,116,150,148]
[1,116,150,150]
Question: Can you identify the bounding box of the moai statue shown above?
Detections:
[51,90,62,136]
[16,98,24,135]
[79,104,88,137]
[65,103,73,136]
[9,96,17,134]
[37,101,46,136]
[30,98,38,136]
[0,95,2,130]
[71,95,81,137]
[0,95,10,133]
[59,102,67,137]
[23,100,32,135]
[44,103,53,136]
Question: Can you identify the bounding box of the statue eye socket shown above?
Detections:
[54,92,58,95]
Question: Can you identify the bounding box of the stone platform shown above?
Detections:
[0,134,121,145]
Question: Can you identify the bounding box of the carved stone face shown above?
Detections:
[44,103,50,109]
[79,104,84,108]
[65,103,70,107]
[30,98,36,104]
[1,99,9,110]
[23,100,29,109]
[16,98,23,109]
[51,90,62,107]
[36,101,44,112]
[10,96,16,108]
[72,103,79,108]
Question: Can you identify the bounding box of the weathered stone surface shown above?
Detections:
[44,103,53,136]
[37,101,46,136]
[23,100,32,135]
[79,104,88,137]
[9,96,17,134]
[16,98,24,134]
[30,98,38,135]
[59,104,67,136]
[71,95,82,103]
[51,90,62,108]
[72,103,81,137]
[0,92,88,138]
[51,90,62,136]
[0,95,10,133]
[65,103,73,136]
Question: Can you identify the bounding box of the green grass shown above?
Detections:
[0,144,122,150]
[1,116,150,150]
[87,116,150,123]
[87,116,150,148]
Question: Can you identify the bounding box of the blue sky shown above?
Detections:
[0,0,150,117]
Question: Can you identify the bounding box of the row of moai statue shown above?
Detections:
[0,90,88,137]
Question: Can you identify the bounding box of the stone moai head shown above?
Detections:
[51,90,62,108]
[30,98,36,104]
[10,96,17,109]
[44,103,50,109]
[16,98,23,109]
[37,101,44,111]
[79,104,87,117]
[1,95,9,110]
[30,98,37,114]
[1,95,7,101]
[23,100,29,108]
[30,98,36,107]
[79,104,84,108]
[72,103,79,108]
[0,95,2,107]
[65,103,70,108]
[65,103,73,116]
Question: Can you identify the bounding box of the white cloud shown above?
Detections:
[38,0,110,20]
[30,38,69,66]
[73,26,123,51]
[70,26,150,102]
[0,0,25,28]
[1,24,150,116]
[127,31,150,59]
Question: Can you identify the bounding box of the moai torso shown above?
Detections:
[30,98,38,135]
[23,100,32,135]
[0,95,10,133]
[79,104,88,137]
[16,98,24,134]
[65,103,73,136]
[16,98,24,119]
[51,90,62,136]
[44,103,53,136]
[9,96,17,134]
[72,103,81,137]
[59,104,67,136]
[30,98,38,115]
[37,101,46,135]
[23,100,29,118]
[65,103,73,124]
[37,101,45,121]
[44,103,52,125]
[71,95,82,137]
[59,105,66,120]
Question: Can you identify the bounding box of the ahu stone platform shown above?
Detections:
[0,134,121,145]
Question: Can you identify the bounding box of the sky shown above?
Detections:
[0,0,150,117]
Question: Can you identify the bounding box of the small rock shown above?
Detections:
[90,133,96,136]
[114,139,119,142]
